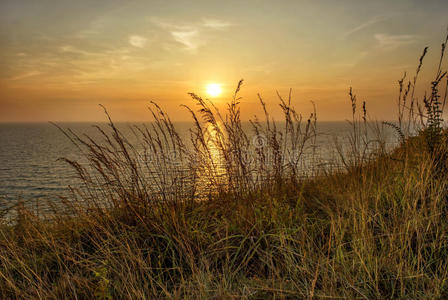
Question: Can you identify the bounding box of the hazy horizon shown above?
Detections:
[1,0,447,122]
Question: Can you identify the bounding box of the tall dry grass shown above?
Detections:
[1,32,448,299]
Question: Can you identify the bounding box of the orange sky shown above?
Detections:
[1,0,447,122]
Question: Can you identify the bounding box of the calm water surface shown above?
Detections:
[0,122,396,208]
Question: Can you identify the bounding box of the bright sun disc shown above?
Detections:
[206,83,222,97]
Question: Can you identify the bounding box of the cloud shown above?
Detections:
[59,45,95,56]
[171,30,199,52]
[150,18,188,31]
[342,14,403,39]
[10,71,42,80]
[151,18,232,31]
[129,35,147,48]
[374,33,418,50]
[202,19,232,30]
[343,16,387,39]
[150,18,232,53]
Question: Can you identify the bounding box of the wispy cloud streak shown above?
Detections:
[150,17,233,53]
[374,33,418,50]
[129,35,147,48]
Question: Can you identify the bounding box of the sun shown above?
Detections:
[206,83,222,97]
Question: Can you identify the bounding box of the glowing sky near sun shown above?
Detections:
[0,0,447,122]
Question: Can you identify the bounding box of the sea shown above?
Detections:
[0,122,398,210]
